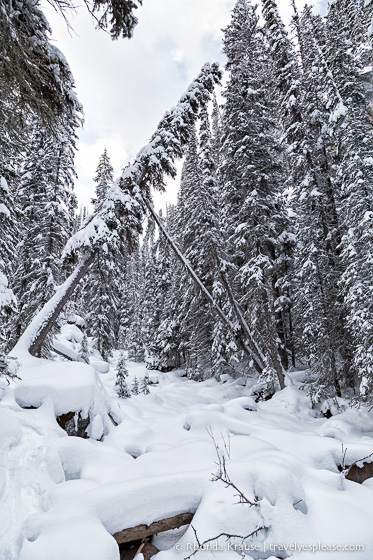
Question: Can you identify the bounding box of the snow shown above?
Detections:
[0,176,9,193]
[329,101,347,123]
[0,202,10,217]
[0,271,17,311]
[0,359,372,560]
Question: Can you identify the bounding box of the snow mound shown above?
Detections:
[4,360,113,440]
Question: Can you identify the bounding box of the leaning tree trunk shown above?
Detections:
[10,63,267,375]
[11,251,96,358]
[144,199,266,375]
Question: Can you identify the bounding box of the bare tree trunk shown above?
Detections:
[145,199,266,375]
[11,251,96,358]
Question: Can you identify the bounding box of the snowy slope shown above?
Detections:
[0,360,372,560]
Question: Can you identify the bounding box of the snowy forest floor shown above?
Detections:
[0,357,373,560]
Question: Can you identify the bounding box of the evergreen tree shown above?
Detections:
[131,376,139,395]
[0,174,18,352]
[175,118,220,376]
[79,331,90,364]
[115,356,131,398]
[324,0,373,400]
[13,118,79,351]
[219,0,291,389]
[124,246,144,362]
[82,149,123,360]
[92,148,114,209]
[140,372,150,395]
[117,351,129,377]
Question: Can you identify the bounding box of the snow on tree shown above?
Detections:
[115,354,131,398]
[140,372,150,395]
[92,148,114,210]
[125,246,145,362]
[82,150,122,359]
[11,63,221,358]
[117,351,129,377]
[79,332,90,364]
[323,0,373,401]
[219,0,292,389]
[131,376,139,395]
[0,174,18,340]
[12,109,79,355]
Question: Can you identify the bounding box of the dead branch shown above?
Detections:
[184,524,265,559]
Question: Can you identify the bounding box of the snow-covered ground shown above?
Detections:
[0,358,372,560]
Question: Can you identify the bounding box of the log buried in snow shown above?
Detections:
[113,512,194,544]
[345,462,373,484]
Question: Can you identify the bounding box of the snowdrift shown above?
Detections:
[0,360,372,560]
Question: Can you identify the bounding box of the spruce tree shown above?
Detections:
[13,117,79,351]
[324,0,373,400]
[92,148,114,209]
[131,376,139,395]
[219,0,292,389]
[82,149,123,360]
[79,332,90,364]
[140,372,150,395]
[115,353,131,398]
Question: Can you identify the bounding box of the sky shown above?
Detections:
[43,0,327,210]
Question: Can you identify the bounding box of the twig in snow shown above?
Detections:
[184,524,265,559]
[340,444,373,477]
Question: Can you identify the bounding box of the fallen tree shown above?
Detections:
[10,63,221,359]
[113,512,194,544]
[10,61,273,382]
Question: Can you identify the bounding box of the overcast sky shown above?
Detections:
[43,0,327,210]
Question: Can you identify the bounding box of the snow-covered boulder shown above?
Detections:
[5,360,113,440]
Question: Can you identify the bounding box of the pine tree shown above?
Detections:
[141,218,159,362]
[115,358,131,399]
[0,174,18,352]
[115,353,131,398]
[149,206,183,371]
[92,148,114,209]
[219,0,292,389]
[117,351,129,377]
[323,0,373,400]
[131,376,139,395]
[124,246,145,362]
[175,117,220,376]
[79,331,90,364]
[82,149,123,360]
[12,119,78,347]
[140,372,150,395]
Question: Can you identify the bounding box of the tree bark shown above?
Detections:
[144,199,265,375]
[113,512,194,544]
[11,251,96,358]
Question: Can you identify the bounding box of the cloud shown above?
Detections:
[43,0,326,210]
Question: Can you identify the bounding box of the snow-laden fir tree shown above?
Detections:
[140,218,160,363]
[79,331,90,364]
[323,0,373,401]
[131,376,139,395]
[124,246,145,362]
[117,351,129,377]
[140,372,150,395]
[0,173,18,353]
[115,357,131,399]
[13,118,79,352]
[175,119,220,377]
[81,149,122,360]
[284,4,351,397]
[219,0,292,389]
[92,148,114,210]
